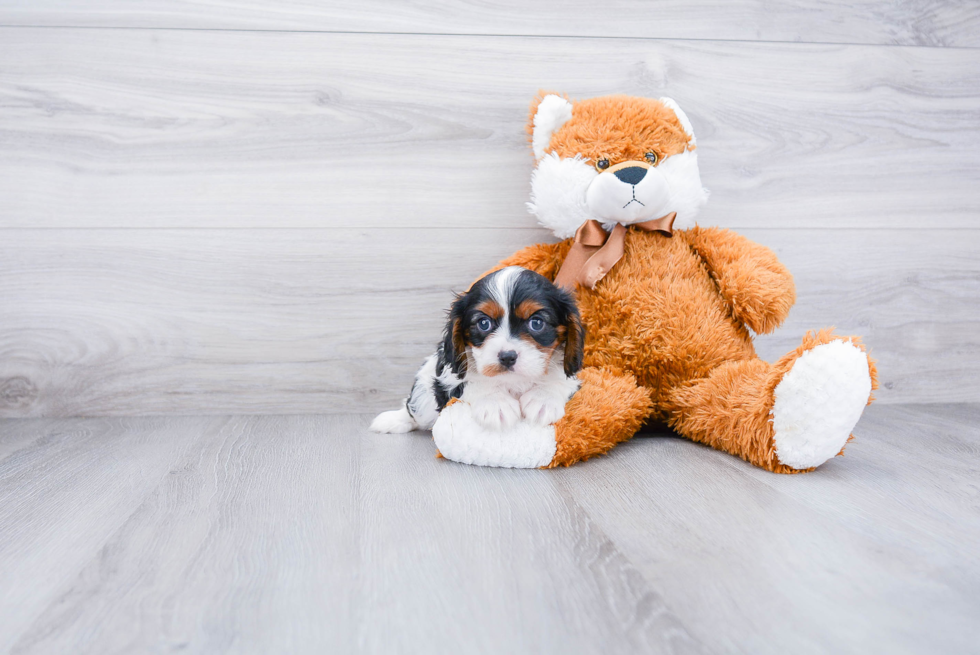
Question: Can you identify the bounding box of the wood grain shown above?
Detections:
[565,402,980,655]
[731,404,980,567]
[1,414,706,654]
[0,415,217,652]
[1,8,975,652]
[1,406,977,653]
[0,19,976,415]
[0,228,976,418]
[1,28,978,230]
[2,1,979,47]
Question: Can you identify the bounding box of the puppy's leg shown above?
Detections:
[469,393,522,431]
[520,375,581,426]
[519,388,569,426]
[369,405,419,433]
[371,353,444,433]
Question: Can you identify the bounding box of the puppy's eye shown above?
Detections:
[644,152,658,165]
[595,158,610,171]
[528,317,545,332]
[476,317,493,332]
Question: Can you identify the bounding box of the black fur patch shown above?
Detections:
[410,266,584,424]
[433,377,464,409]
[432,342,465,411]
[509,269,584,375]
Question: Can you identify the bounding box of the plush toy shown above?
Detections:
[432,93,877,473]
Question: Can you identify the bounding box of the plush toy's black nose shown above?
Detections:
[498,351,518,369]
[613,166,648,185]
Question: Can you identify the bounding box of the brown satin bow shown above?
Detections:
[554,213,676,291]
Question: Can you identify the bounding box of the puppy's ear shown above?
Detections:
[559,293,585,377]
[442,293,469,377]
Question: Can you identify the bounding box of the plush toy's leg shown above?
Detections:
[431,367,651,468]
[546,367,653,467]
[667,330,878,473]
[433,399,561,468]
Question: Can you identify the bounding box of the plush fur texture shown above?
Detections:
[547,367,652,467]
[771,338,874,469]
[433,397,559,468]
[526,94,708,235]
[431,367,651,469]
[531,94,574,161]
[493,226,878,472]
[471,93,879,472]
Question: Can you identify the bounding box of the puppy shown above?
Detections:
[370,266,584,433]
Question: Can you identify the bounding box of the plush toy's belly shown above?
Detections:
[575,231,756,407]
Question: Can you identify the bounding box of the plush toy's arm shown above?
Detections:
[548,367,652,467]
[477,240,571,283]
[686,227,796,335]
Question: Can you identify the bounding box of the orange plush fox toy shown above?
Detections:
[431,93,877,473]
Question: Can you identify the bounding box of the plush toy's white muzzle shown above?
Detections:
[526,96,709,239]
[585,163,672,224]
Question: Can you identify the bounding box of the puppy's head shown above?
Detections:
[443,266,584,380]
[526,93,709,238]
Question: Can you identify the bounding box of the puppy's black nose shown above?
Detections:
[498,350,518,369]
[613,166,647,185]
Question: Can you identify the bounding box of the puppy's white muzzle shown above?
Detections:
[585,161,671,224]
[472,331,548,380]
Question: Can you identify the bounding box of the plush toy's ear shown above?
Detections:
[442,294,469,377]
[529,94,573,160]
[659,97,696,149]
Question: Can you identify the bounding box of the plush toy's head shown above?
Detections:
[526,94,709,238]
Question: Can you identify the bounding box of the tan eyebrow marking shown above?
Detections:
[475,300,504,320]
[515,299,544,320]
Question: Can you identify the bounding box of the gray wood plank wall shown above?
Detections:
[1,4,978,417]
[5,1,980,47]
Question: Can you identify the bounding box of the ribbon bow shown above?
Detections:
[554,213,676,290]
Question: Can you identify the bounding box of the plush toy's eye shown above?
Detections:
[476,317,493,332]
[645,152,659,165]
[528,316,545,333]
[595,158,610,171]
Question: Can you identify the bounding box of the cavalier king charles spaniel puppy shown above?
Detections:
[370,266,584,433]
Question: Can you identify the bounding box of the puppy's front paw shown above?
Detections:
[520,389,568,426]
[471,395,522,431]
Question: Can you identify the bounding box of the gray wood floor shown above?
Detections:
[1,404,978,654]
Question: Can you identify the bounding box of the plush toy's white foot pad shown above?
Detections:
[432,401,557,468]
[771,340,872,470]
